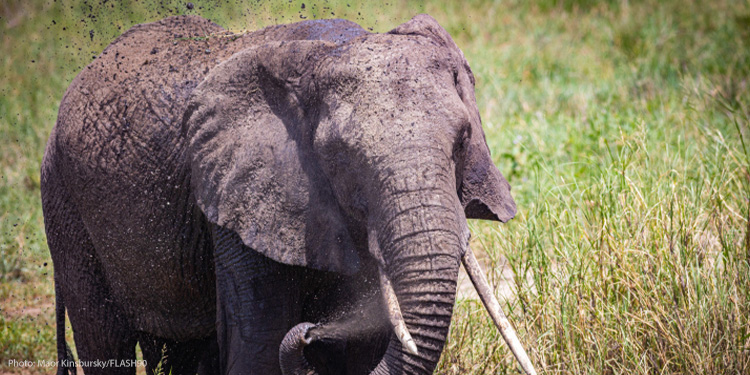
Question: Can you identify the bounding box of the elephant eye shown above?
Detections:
[452,122,471,190]
[452,123,471,161]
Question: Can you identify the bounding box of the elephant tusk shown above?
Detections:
[462,247,537,375]
[379,267,419,356]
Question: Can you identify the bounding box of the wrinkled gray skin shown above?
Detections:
[42,14,515,375]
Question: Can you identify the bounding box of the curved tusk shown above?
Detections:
[462,247,537,375]
[379,267,419,356]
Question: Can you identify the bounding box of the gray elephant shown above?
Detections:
[41,14,535,375]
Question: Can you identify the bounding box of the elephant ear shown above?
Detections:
[459,136,517,222]
[183,40,361,275]
[390,14,516,222]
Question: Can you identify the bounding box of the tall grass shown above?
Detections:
[435,1,750,373]
[1,0,748,374]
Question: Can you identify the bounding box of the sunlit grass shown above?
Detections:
[1,0,748,373]
[437,1,749,373]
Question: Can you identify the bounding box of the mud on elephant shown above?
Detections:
[41,13,535,375]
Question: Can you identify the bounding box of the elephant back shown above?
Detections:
[55,16,244,181]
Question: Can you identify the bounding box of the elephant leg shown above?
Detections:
[45,193,135,375]
[137,333,218,375]
[212,226,303,375]
[196,334,220,375]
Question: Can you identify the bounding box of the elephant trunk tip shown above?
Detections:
[279,322,317,375]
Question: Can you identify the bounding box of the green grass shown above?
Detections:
[1,0,748,374]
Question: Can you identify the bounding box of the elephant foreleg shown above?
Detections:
[136,332,218,375]
[212,226,304,375]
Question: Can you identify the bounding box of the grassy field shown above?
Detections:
[1,0,748,374]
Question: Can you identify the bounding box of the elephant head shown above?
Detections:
[184,14,535,375]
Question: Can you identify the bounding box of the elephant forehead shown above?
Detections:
[323,35,459,83]
[314,53,472,163]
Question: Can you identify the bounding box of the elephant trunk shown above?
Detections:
[280,159,463,375]
[367,199,462,375]
[279,204,461,374]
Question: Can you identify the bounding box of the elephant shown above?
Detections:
[41,13,535,375]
